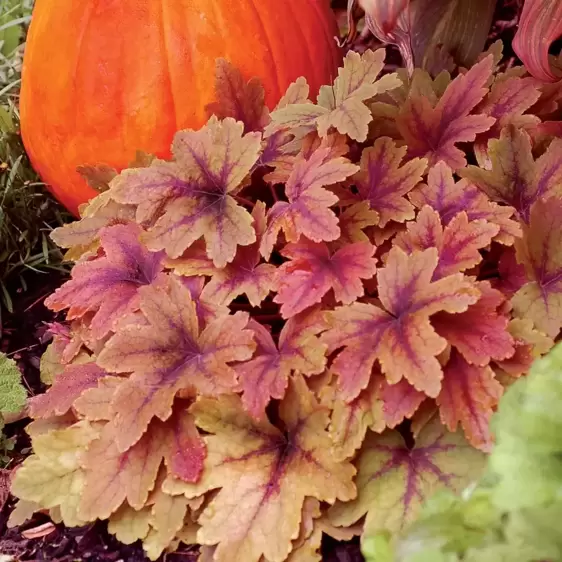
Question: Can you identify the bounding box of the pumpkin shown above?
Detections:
[20,0,342,216]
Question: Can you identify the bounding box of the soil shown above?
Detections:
[0,1,523,560]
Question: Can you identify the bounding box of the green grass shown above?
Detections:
[0,0,71,327]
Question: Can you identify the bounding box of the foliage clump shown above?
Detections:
[10,44,562,561]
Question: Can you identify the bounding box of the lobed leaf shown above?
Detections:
[461,126,562,223]
[237,310,327,420]
[29,362,108,419]
[432,281,515,366]
[396,56,495,169]
[170,203,276,307]
[206,59,269,133]
[511,197,562,338]
[45,223,164,339]
[275,239,377,318]
[260,147,359,259]
[166,376,356,562]
[394,206,499,279]
[112,117,262,268]
[437,350,503,452]
[267,49,401,142]
[410,162,521,245]
[352,137,427,227]
[323,247,479,399]
[327,418,485,536]
[97,274,256,451]
[11,421,99,527]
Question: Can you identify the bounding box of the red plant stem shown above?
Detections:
[269,183,279,202]
[234,195,255,207]
[252,313,282,322]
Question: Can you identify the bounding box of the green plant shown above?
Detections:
[0,104,69,323]
[0,351,27,467]
[363,340,562,562]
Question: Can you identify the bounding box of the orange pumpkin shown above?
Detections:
[20,0,342,216]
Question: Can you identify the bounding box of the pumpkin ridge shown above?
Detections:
[160,0,178,134]
[308,0,341,85]
[246,0,281,101]
[283,0,320,93]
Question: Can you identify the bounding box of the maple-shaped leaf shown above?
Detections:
[29,362,108,419]
[267,49,401,142]
[206,59,269,133]
[379,377,427,429]
[260,148,359,259]
[108,502,151,546]
[396,55,495,169]
[437,350,503,452]
[80,405,204,521]
[79,422,164,520]
[237,311,327,419]
[158,403,206,484]
[50,191,137,261]
[166,376,356,562]
[494,318,554,379]
[11,421,99,527]
[322,247,479,399]
[324,375,385,462]
[143,483,191,561]
[474,75,541,163]
[511,197,562,338]
[432,281,515,366]
[409,161,521,245]
[394,206,499,279]
[494,246,528,298]
[170,202,276,307]
[323,370,427,462]
[177,275,230,327]
[111,117,262,268]
[45,223,164,339]
[352,137,427,227]
[274,239,377,318]
[97,274,255,451]
[327,418,485,536]
[337,202,380,246]
[460,126,562,223]
[73,376,123,421]
[39,322,92,385]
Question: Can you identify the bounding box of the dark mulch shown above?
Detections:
[0,1,523,560]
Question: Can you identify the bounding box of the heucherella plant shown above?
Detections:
[9,43,562,562]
